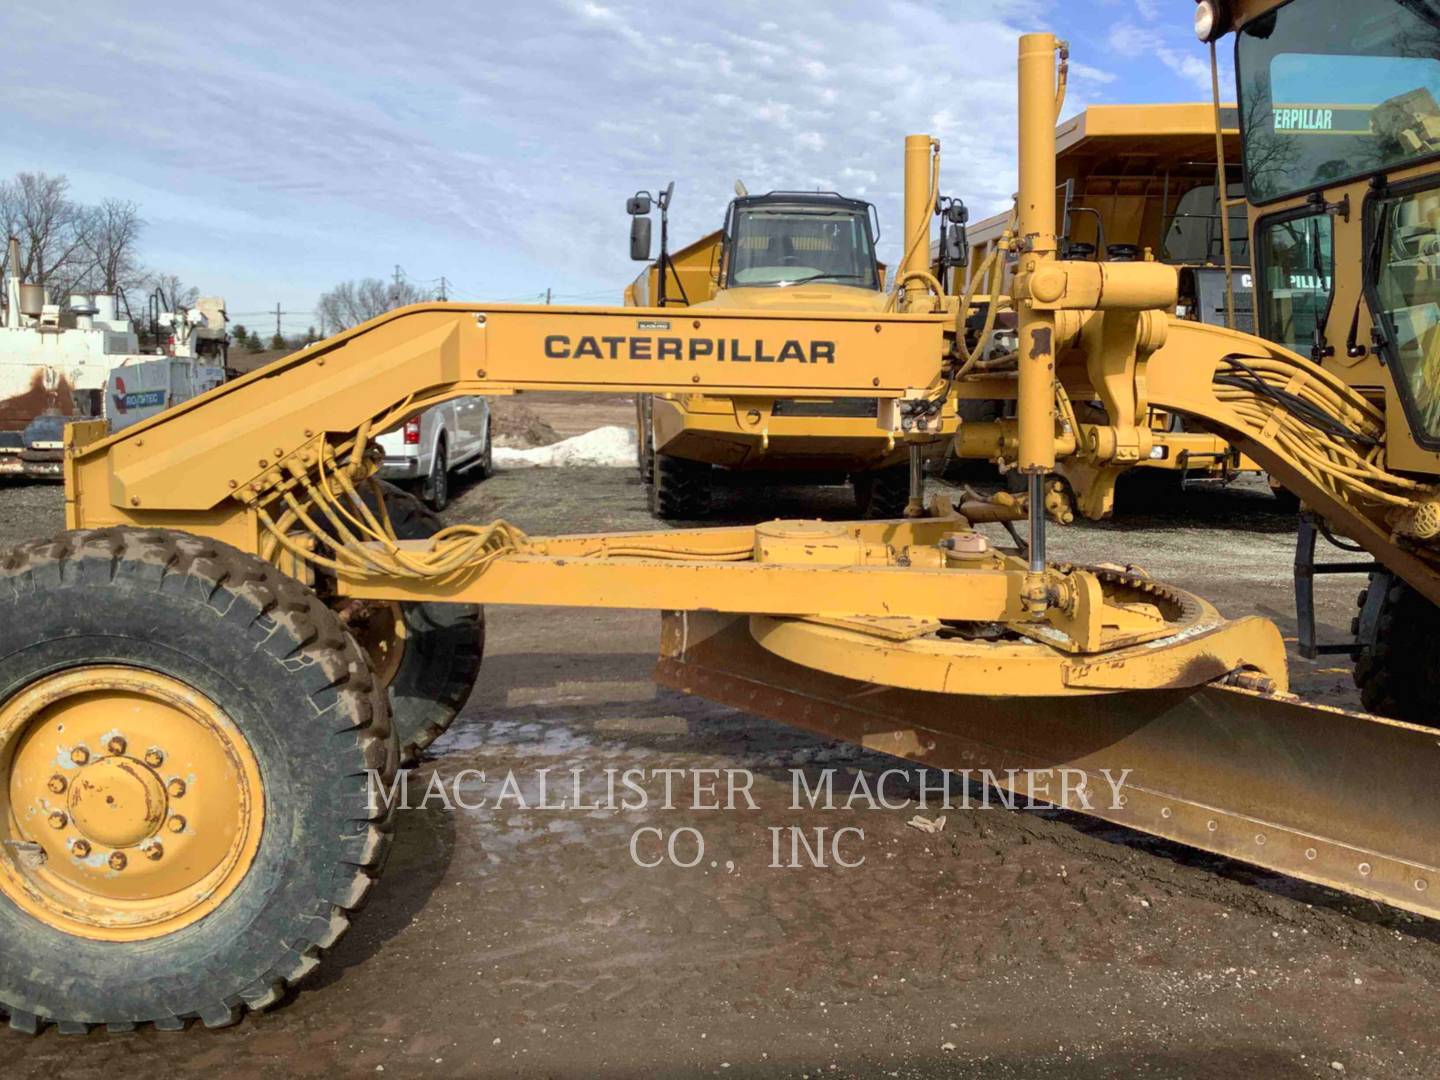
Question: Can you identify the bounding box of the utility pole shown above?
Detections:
[545,287,552,305]
[437,276,449,302]
[275,302,282,339]
[392,264,405,303]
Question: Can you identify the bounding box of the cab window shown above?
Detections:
[1256,211,1334,354]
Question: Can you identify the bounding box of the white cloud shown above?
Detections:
[0,0,1094,313]
[1108,22,1214,93]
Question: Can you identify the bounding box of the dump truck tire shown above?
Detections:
[853,464,909,518]
[650,451,712,519]
[0,528,395,1034]
[344,484,485,764]
[636,395,655,485]
[1353,571,1440,722]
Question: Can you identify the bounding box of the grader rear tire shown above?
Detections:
[0,529,395,1033]
[335,483,485,765]
[1353,571,1440,722]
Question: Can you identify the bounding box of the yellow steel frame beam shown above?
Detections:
[68,303,948,519]
[332,522,1024,620]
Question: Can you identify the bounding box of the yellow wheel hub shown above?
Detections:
[343,600,408,689]
[0,666,264,941]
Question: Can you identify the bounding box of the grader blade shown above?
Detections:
[655,611,1440,919]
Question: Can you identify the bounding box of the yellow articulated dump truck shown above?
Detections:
[10,3,1440,1036]
[626,182,952,519]
[950,101,1267,516]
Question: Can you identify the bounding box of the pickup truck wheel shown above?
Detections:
[474,423,493,480]
[341,484,485,764]
[0,529,394,1033]
[423,438,449,511]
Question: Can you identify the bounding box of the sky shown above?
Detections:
[0,0,1229,336]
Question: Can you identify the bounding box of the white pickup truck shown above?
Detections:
[376,396,492,510]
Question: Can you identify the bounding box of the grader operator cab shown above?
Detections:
[629,183,953,519]
[8,1,1440,1038]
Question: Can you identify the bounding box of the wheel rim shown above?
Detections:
[0,666,264,941]
[344,600,409,689]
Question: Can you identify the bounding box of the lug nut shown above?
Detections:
[47,775,67,794]
[48,811,67,830]
[70,746,90,765]
[108,852,127,871]
[145,748,165,767]
[166,779,187,798]
[167,815,186,834]
[145,843,164,861]
[72,840,91,858]
[107,735,127,756]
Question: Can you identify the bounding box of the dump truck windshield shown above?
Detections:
[1236,0,1440,203]
[727,205,879,288]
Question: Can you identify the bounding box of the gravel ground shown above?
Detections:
[3,405,1433,1079]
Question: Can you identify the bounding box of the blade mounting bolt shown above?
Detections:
[107,735,127,756]
[145,749,165,767]
[48,811,67,830]
[167,815,186,834]
[72,840,91,858]
[70,746,90,765]
[146,843,164,861]
[166,779,187,798]
[47,775,67,794]
[109,852,127,871]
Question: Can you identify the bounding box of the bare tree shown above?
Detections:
[0,172,90,294]
[143,270,199,310]
[316,277,427,332]
[77,198,145,294]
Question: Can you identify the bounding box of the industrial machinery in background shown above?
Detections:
[626,179,952,519]
[0,237,228,475]
[945,102,1271,516]
[7,3,1440,1038]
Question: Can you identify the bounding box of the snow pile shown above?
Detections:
[492,425,636,469]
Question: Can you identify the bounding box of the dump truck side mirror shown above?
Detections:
[627,193,652,216]
[943,223,968,264]
[630,215,653,261]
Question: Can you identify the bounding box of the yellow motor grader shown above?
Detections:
[624,175,953,520]
[4,3,1440,1036]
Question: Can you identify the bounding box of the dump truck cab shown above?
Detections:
[630,189,951,519]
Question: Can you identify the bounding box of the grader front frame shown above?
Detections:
[4,27,1440,1036]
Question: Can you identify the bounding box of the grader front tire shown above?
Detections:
[0,529,395,1034]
